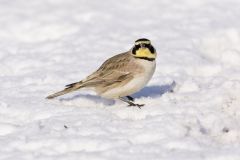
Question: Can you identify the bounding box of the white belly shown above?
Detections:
[100,60,156,99]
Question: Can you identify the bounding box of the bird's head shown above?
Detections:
[131,38,156,61]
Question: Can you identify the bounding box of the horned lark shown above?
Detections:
[46,38,156,108]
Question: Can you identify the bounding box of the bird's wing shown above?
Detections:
[82,69,134,88]
[87,70,135,95]
[80,52,135,87]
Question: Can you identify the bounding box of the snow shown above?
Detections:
[1,0,240,159]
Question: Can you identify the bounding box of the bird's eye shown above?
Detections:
[136,44,141,48]
[132,45,141,55]
[149,45,155,54]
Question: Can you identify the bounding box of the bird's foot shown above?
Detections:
[119,97,144,109]
[128,102,145,109]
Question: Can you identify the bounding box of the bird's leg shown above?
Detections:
[119,97,144,109]
[126,96,135,102]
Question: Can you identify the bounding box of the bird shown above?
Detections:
[46,38,157,108]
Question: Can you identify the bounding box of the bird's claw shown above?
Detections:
[128,103,145,109]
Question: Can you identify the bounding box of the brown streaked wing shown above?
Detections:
[85,52,132,79]
[94,71,134,94]
[97,52,130,72]
[79,51,136,88]
[80,69,134,90]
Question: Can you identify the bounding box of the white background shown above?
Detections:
[0,0,240,159]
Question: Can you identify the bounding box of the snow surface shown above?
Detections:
[1,0,240,159]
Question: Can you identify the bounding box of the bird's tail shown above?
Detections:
[46,81,83,99]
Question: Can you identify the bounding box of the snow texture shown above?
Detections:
[1,0,240,159]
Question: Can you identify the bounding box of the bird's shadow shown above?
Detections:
[59,81,176,106]
[132,81,176,99]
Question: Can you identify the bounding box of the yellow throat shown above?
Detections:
[135,48,156,59]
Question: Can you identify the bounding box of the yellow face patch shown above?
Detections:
[134,48,156,59]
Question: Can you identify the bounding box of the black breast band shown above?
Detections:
[135,57,155,61]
